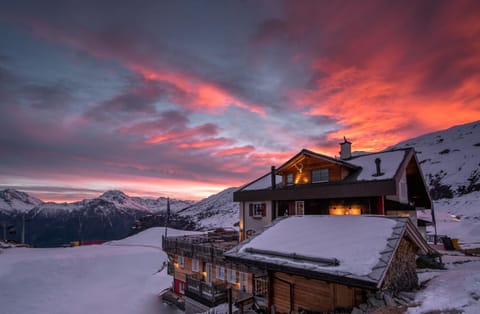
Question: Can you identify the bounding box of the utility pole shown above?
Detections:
[164,197,170,240]
[21,214,25,244]
[2,222,6,241]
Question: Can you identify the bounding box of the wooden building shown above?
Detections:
[234,140,435,241]
[225,215,436,313]
[162,229,267,314]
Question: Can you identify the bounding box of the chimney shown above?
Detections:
[339,137,352,160]
[271,166,276,189]
[374,158,384,176]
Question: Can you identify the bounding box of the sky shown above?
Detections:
[0,0,479,202]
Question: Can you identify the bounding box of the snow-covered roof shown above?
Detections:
[348,150,407,181]
[226,215,427,288]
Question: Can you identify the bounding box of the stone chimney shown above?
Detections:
[339,137,352,160]
[271,165,276,189]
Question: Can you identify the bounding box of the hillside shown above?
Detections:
[177,187,239,230]
[391,120,480,199]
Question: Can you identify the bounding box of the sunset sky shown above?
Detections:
[1,1,479,202]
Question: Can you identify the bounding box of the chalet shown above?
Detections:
[162,229,257,314]
[234,139,434,240]
[225,215,436,313]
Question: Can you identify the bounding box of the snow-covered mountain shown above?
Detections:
[0,189,43,214]
[0,189,195,247]
[177,187,239,230]
[390,120,480,199]
[99,190,193,213]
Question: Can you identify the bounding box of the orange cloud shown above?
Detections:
[132,65,265,115]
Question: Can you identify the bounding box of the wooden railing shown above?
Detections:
[185,275,227,307]
[162,232,238,263]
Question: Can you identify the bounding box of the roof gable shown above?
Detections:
[276,149,359,173]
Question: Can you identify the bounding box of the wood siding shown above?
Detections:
[271,272,363,313]
[279,155,349,186]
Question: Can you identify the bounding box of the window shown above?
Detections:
[286,173,294,185]
[239,272,248,292]
[249,203,266,217]
[205,263,212,284]
[192,259,200,272]
[312,169,329,183]
[179,281,185,294]
[227,268,237,284]
[178,255,184,268]
[215,265,225,281]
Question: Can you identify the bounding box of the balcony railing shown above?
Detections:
[162,230,238,263]
[185,275,227,307]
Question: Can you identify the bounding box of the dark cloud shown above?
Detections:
[22,83,72,109]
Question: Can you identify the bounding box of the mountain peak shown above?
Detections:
[100,190,129,201]
[0,188,43,213]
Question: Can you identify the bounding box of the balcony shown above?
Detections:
[185,275,227,307]
[162,229,239,264]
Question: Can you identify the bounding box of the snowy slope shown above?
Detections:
[0,227,190,314]
[100,190,194,213]
[0,189,43,214]
[391,120,480,198]
[178,187,239,230]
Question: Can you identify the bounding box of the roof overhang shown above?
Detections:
[233,179,397,202]
[224,253,378,290]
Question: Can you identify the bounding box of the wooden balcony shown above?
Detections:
[185,274,227,307]
[162,229,238,264]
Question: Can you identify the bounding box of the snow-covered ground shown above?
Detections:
[408,254,480,314]
[431,191,480,249]
[0,227,192,314]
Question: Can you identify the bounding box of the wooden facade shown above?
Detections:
[277,154,351,186]
[271,272,364,313]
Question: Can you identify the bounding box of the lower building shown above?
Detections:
[225,215,437,313]
[163,229,266,313]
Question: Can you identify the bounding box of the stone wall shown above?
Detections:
[381,237,418,292]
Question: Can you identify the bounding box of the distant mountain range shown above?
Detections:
[0,190,198,247]
[1,120,479,247]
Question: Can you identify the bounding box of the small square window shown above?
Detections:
[312,169,329,183]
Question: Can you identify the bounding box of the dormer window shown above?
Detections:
[312,169,329,183]
[286,173,294,185]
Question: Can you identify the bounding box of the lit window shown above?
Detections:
[312,169,329,183]
[216,266,225,281]
[192,259,199,272]
[227,268,237,284]
[178,255,184,268]
[286,173,294,185]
